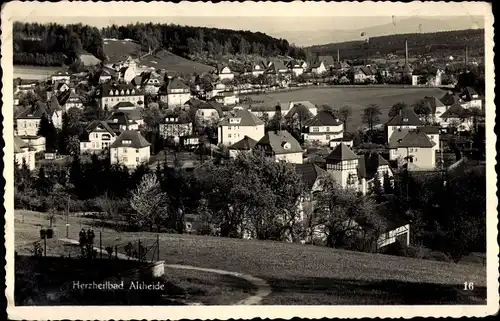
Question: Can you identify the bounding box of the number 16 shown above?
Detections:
[464,282,474,290]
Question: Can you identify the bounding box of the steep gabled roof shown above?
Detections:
[255,130,303,155]
[358,153,391,179]
[110,130,151,149]
[117,107,142,120]
[459,86,480,101]
[219,108,264,126]
[440,92,464,106]
[386,108,423,126]
[86,120,116,135]
[294,163,327,190]
[318,56,335,66]
[397,130,435,148]
[422,96,446,114]
[305,111,343,127]
[114,101,136,109]
[229,136,259,151]
[16,102,49,119]
[440,103,467,119]
[325,143,359,161]
[106,111,133,129]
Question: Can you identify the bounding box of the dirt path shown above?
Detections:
[58,238,271,305]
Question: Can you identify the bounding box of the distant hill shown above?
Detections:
[307,29,484,61]
[272,16,484,46]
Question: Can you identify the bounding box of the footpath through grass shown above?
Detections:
[14,210,486,305]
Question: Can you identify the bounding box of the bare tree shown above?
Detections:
[361,103,382,133]
[130,173,168,232]
[338,105,353,131]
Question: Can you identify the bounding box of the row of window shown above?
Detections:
[108,89,136,96]
[103,96,141,103]
[311,126,342,133]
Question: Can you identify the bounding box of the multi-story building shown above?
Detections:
[58,88,84,110]
[79,120,117,153]
[393,130,436,170]
[459,86,482,109]
[218,109,265,146]
[303,111,344,145]
[217,64,235,81]
[254,130,304,164]
[385,108,423,143]
[158,78,192,108]
[98,84,144,110]
[110,130,151,169]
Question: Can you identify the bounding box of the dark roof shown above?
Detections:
[459,87,480,101]
[106,111,134,129]
[114,101,135,109]
[418,126,440,135]
[110,130,151,149]
[294,163,326,190]
[86,120,116,135]
[440,92,464,106]
[267,60,288,72]
[118,108,143,120]
[255,130,303,155]
[386,108,423,126]
[305,111,343,127]
[100,84,143,97]
[166,78,190,91]
[440,103,467,118]
[356,66,373,76]
[396,130,435,148]
[229,136,258,151]
[357,153,391,179]
[325,143,359,161]
[219,109,264,126]
[16,102,48,119]
[422,96,446,114]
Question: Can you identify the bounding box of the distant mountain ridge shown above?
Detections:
[272,16,484,46]
[307,28,484,61]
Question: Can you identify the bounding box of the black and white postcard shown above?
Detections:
[2,1,497,319]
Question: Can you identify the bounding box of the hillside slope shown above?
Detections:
[308,29,484,61]
[103,39,214,74]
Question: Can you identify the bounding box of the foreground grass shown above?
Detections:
[14,210,486,305]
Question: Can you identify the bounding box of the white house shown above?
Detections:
[14,136,36,171]
[110,130,151,169]
[98,84,144,110]
[51,71,71,84]
[438,103,472,132]
[217,64,235,81]
[393,130,436,170]
[310,61,327,75]
[159,116,193,139]
[79,121,117,153]
[287,60,305,77]
[385,108,423,143]
[418,126,441,152]
[15,102,54,137]
[422,96,448,124]
[459,87,482,109]
[118,60,138,83]
[354,66,376,83]
[212,91,239,106]
[218,109,265,146]
[303,111,344,145]
[159,78,192,108]
[254,130,304,164]
[325,143,361,191]
[251,62,266,77]
[228,136,259,159]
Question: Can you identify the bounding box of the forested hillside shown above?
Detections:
[308,29,484,60]
[100,23,306,59]
[13,22,105,66]
[13,21,306,67]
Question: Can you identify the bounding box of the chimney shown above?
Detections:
[405,39,408,66]
[337,48,340,63]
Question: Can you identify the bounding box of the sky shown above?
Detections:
[8,2,489,45]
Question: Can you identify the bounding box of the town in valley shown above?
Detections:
[11,13,488,307]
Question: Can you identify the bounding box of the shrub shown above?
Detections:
[46,228,54,239]
[31,241,43,257]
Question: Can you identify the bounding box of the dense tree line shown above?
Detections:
[308,29,484,60]
[100,22,306,59]
[14,22,105,66]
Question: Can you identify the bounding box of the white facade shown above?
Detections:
[326,158,359,190]
[218,123,265,146]
[275,152,303,164]
[80,131,116,153]
[15,148,36,171]
[52,110,63,129]
[292,67,304,77]
[252,65,265,77]
[304,124,344,145]
[16,118,41,137]
[396,146,436,170]
[101,92,143,110]
[20,136,45,153]
[196,108,220,122]
[377,224,410,248]
[161,90,192,108]
[51,74,70,84]
[311,62,327,75]
[110,145,150,169]
[219,66,235,81]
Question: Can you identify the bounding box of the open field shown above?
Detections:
[14,210,486,305]
[246,87,447,132]
[14,65,64,81]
